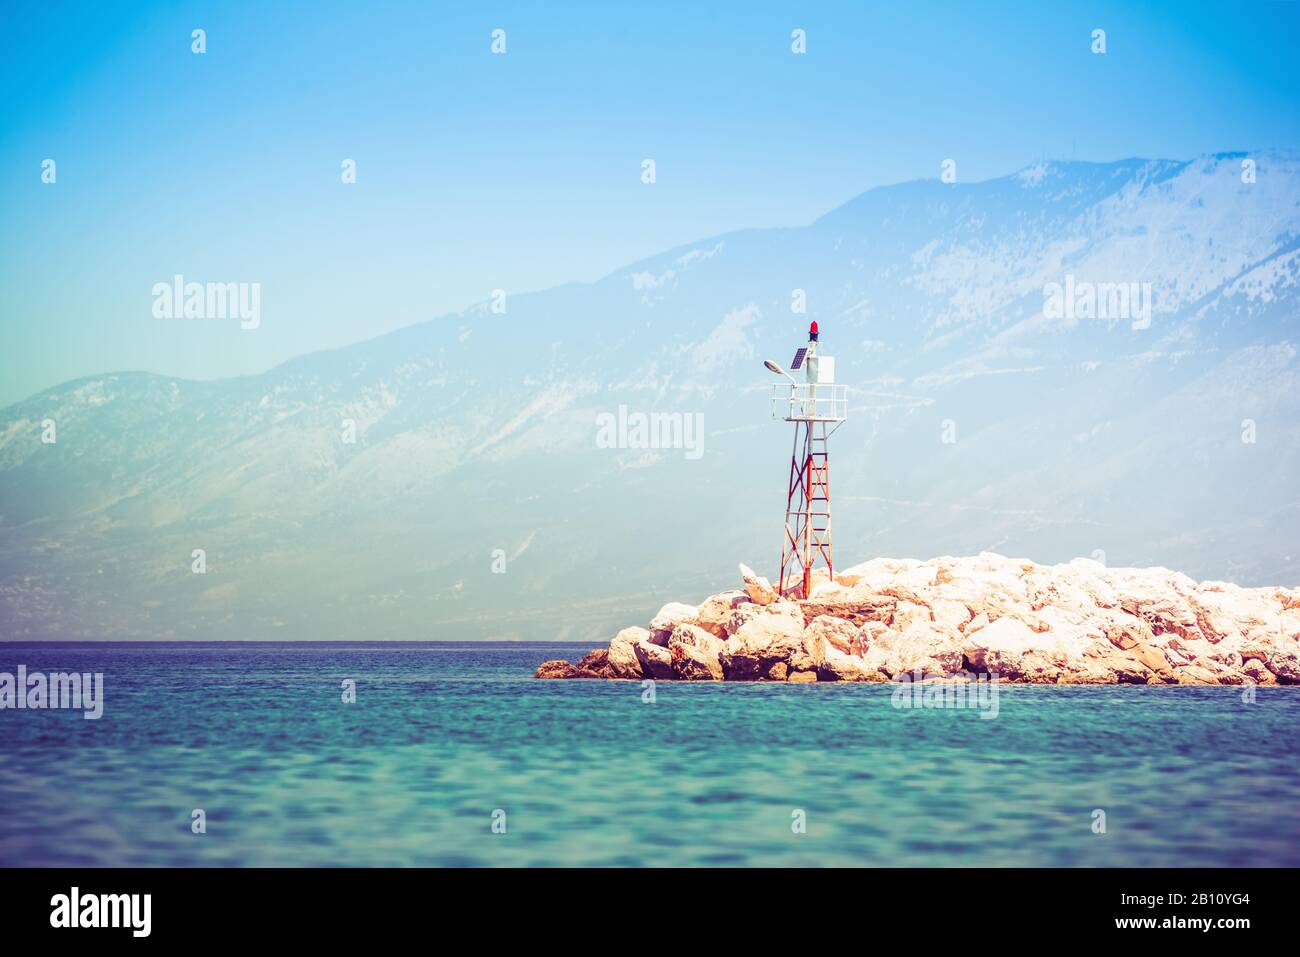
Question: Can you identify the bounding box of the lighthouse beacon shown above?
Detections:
[763,321,847,598]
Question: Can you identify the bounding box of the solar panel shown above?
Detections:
[789,347,808,370]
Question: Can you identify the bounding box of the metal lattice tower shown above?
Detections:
[765,322,847,597]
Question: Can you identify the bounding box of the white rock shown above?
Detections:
[585,553,1293,685]
[804,615,860,654]
[963,617,1072,682]
[1265,649,1300,683]
[723,603,763,637]
[808,576,850,600]
[607,626,649,678]
[668,623,725,680]
[879,621,965,677]
[818,644,887,682]
[633,638,674,678]
[722,612,805,679]
[649,601,699,645]
[738,563,778,605]
[690,590,751,638]
[891,600,931,630]
[931,598,972,631]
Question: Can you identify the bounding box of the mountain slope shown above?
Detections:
[2,152,1298,640]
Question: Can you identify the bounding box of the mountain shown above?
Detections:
[2,152,1299,641]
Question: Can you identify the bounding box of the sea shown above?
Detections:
[1,641,1297,867]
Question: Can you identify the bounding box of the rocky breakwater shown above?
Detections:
[535,554,1300,685]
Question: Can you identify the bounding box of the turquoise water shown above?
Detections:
[1,642,1297,867]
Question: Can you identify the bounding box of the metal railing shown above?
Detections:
[771,382,848,421]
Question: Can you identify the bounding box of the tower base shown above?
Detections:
[779,418,833,597]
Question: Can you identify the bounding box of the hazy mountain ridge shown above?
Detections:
[2,152,1299,640]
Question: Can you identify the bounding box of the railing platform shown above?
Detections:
[771,382,847,422]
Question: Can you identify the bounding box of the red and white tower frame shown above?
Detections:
[765,322,848,597]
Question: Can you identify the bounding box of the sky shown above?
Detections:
[2,0,1299,407]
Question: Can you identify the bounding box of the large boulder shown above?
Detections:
[1189,583,1275,644]
[690,590,751,638]
[535,659,603,679]
[1083,641,1154,684]
[804,615,860,655]
[1026,559,1118,612]
[1282,608,1300,640]
[723,603,763,637]
[607,626,649,678]
[1243,659,1278,685]
[1111,569,1204,642]
[836,557,935,591]
[1127,641,1175,678]
[633,638,674,678]
[891,600,931,630]
[1102,611,1154,650]
[798,594,896,627]
[738,563,778,605]
[962,617,1069,683]
[535,659,572,679]
[859,620,890,646]
[721,612,806,679]
[931,598,971,631]
[1265,649,1300,684]
[1174,665,1221,685]
[767,598,807,619]
[1056,660,1119,684]
[649,602,699,645]
[831,561,873,587]
[808,575,850,601]
[862,621,964,678]
[789,631,828,673]
[818,645,888,682]
[576,648,612,676]
[668,623,725,680]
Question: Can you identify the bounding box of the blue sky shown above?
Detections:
[2,0,1299,406]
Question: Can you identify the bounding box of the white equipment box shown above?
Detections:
[806,355,835,384]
